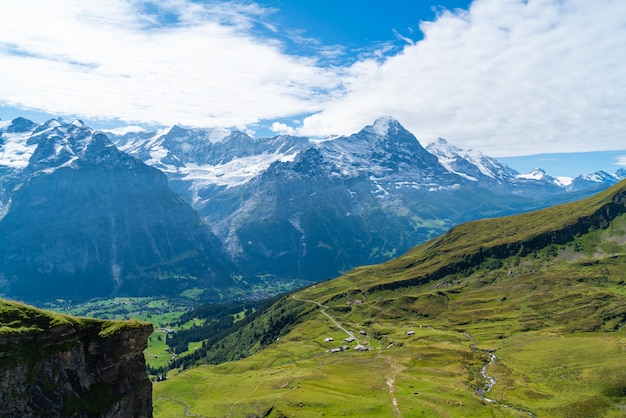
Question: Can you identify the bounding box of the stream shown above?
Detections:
[464,333,536,417]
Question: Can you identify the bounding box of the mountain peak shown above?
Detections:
[516,167,549,181]
[365,116,402,137]
[166,125,188,138]
[426,137,462,156]
[6,117,36,133]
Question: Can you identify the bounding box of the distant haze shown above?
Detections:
[499,151,626,178]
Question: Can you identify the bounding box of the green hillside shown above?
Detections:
[0,298,149,368]
[154,181,626,417]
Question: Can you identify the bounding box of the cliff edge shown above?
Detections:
[0,298,153,417]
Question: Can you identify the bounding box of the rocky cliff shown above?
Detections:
[0,298,153,417]
[0,119,237,302]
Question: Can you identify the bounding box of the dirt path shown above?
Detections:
[154,397,206,418]
[384,357,403,417]
[291,296,358,343]
[226,372,266,418]
[294,296,405,415]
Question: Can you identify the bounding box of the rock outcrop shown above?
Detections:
[0,299,153,417]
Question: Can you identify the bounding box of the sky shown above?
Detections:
[0,0,625,177]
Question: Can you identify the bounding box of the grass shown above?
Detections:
[154,181,626,416]
[493,332,626,417]
[42,297,197,371]
[0,298,150,368]
[154,320,493,417]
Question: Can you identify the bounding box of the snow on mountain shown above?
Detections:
[517,168,549,181]
[0,118,238,301]
[516,167,576,188]
[364,116,396,137]
[426,138,518,182]
[317,117,456,190]
[555,176,574,187]
[567,170,623,192]
[577,170,620,183]
[107,116,625,206]
[2,115,625,293]
[0,118,39,168]
[113,125,310,190]
[182,152,299,191]
[426,139,609,197]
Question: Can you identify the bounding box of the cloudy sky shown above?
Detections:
[0,0,625,174]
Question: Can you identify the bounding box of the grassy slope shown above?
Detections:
[0,298,149,367]
[154,181,626,417]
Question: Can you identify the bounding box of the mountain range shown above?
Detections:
[0,118,237,302]
[1,116,624,301]
[110,117,625,282]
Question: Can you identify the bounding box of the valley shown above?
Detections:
[1,115,626,416]
[152,182,626,417]
[1,0,625,416]
[1,117,624,304]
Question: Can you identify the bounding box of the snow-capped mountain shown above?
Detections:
[107,116,624,283]
[426,137,518,182]
[316,118,458,190]
[2,115,624,295]
[0,119,237,302]
[567,170,624,192]
[425,138,574,197]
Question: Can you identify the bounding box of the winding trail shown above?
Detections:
[292,296,410,415]
[293,295,535,417]
[291,296,359,344]
[226,372,267,418]
[464,333,536,417]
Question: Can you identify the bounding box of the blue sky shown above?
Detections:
[0,0,625,177]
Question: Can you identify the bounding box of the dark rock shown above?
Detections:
[0,299,153,417]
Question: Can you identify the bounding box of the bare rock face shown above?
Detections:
[0,119,237,302]
[0,299,153,417]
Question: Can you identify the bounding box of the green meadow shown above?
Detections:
[42,297,197,371]
[154,182,626,417]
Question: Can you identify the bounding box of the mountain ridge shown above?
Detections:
[109,116,625,282]
[0,119,239,302]
[2,115,625,299]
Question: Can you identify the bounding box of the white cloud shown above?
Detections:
[615,156,626,168]
[0,0,341,129]
[102,125,147,135]
[298,0,626,155]
[0,0,625,157]
[270,122,296,135]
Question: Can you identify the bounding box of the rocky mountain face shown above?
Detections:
[2,116,624,296]
[111,117,624,283]
[0,119,237,302]
[0,298,152,417]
